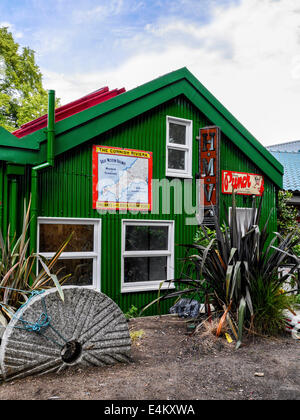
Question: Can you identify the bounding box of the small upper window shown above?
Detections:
[166,116,193,178]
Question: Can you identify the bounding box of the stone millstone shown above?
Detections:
[0,286,131,381]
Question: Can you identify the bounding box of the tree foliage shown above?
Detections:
[277,190,300,256]
[0,26,59,132]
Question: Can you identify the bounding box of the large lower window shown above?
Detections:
[121,220,174,293]
[166,116,193,178]
[37,218,101,289]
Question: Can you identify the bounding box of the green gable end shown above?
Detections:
[0,67,283,188]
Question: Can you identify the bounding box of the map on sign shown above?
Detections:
[92,146,152,210]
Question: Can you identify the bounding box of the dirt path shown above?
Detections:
[0,316,299,400]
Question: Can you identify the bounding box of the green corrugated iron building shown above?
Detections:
[0,67,283,315]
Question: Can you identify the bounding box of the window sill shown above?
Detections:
[165,172,193,179]
[121,282,175,294]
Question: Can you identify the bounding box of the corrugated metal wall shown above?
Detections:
[38,95,278,315]
[219,134,278,232]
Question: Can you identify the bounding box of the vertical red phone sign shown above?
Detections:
[200,126,219,207]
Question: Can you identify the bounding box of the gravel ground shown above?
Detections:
[0,315,299,401]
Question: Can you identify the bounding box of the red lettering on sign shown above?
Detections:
[222,170,264,196]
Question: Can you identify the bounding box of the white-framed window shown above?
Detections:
[166,115,193,178]
[228,207,257,237]
[121,220,175,293]
[37,217,101,290]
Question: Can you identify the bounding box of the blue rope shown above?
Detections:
[0,286,37,294]
[0,287,68,348]
[19,312,51,333]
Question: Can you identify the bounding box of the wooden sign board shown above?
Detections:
[222,170,264,196]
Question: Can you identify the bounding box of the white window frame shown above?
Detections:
[37,217,101,290]
[166,115,193,178]
[121,219,175,293]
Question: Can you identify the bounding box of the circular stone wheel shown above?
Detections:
[0,287,131,381]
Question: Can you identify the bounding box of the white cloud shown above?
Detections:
[72,0,124,24]
[43,0,300,146]
[0,21,23,39]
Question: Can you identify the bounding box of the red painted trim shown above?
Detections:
[13,87,126,138]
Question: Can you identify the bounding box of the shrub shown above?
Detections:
[0,198,71,327]
[141,193,300,348]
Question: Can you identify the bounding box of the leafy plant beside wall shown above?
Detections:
[0,198,71,329]
[142,193,300,348]
[277,190,300,257]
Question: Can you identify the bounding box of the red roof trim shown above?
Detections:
[13,86,126,138]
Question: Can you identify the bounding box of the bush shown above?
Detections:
[0,198,71,327]
[141,193,300,348]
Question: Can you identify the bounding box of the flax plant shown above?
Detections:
[0,198,71,327]
[142,193,300,348]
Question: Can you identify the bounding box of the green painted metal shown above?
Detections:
[47,90,55,167]
[0,126,39,150]
[219,132,277,232]
[37,96,279,315]
[0,163,3,232]
[2,166,8,236]
[30,90,56,254]
[9,177,18,244]
[6,164,25,176]
[0,68,283,188]
[0,70,283,316]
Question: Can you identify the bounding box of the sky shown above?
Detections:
[1,0,300,147]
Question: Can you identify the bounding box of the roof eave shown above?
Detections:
[0,67,284,187]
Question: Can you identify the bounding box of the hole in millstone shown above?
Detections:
[60,340,82,364]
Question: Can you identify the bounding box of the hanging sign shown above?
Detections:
[222,170,264,196]
[92,145,153,210]
[199,126,220,223]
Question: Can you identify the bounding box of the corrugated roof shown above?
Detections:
[268,151,300,191]
[0,67,283,188]
[12,86,126,138]
[267,140,300,153]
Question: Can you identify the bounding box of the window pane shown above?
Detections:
[168,148,186,171]
[125,225,169,251]
[124,256,167,283]
[40,258,94,286]
[39,224,94,252]
[169,122,186,145]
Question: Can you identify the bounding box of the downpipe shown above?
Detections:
[30,90,55,254]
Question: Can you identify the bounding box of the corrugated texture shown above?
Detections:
[38,96,278,315]
[267,140,300,153]
[12,87,126,138]
[220,134,277,232]
[267,151,300,192]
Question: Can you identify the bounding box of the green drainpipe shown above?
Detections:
[9,176,18,244]
[30,89,55,254]
[0,162,3,233]
[3,166,8,237]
